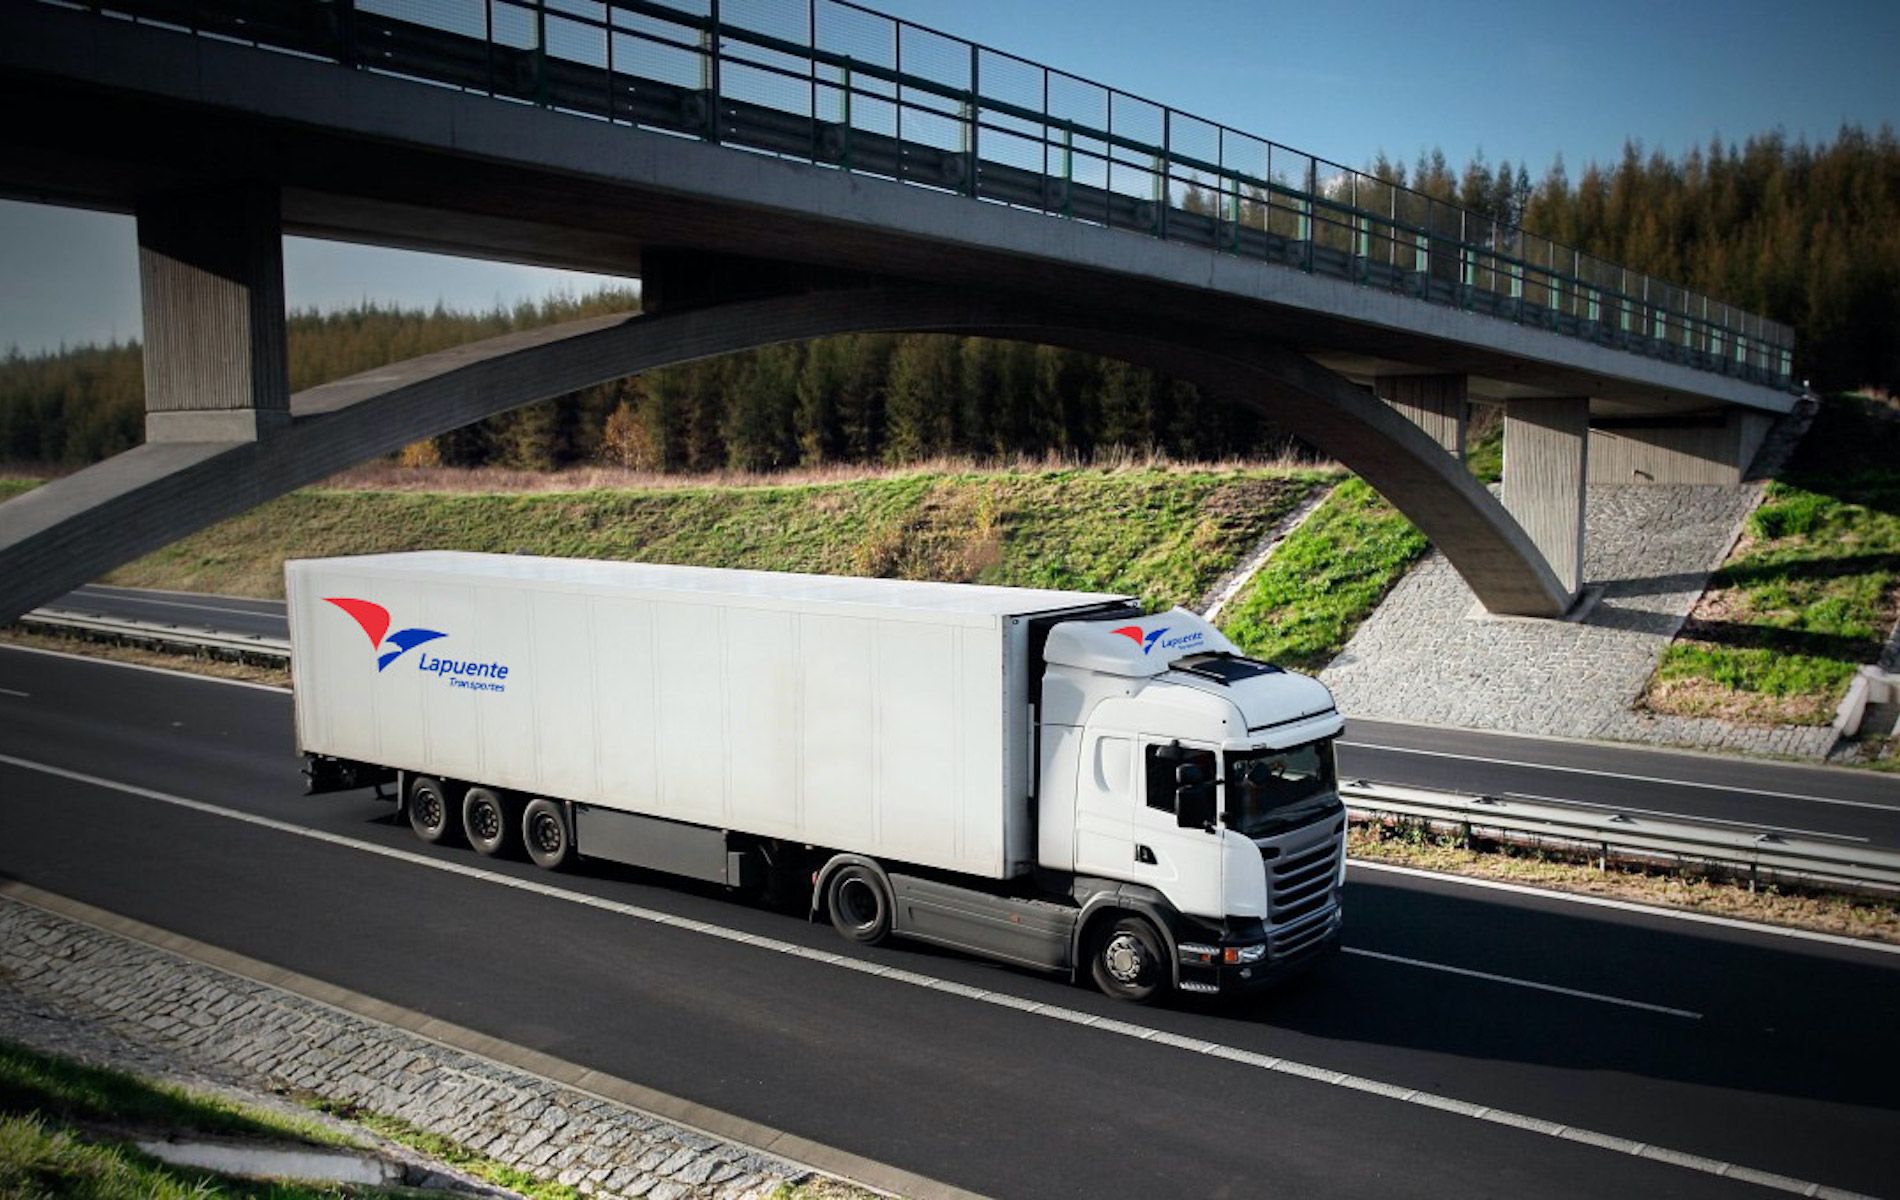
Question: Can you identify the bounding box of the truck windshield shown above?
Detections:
[1224,740,1338,838]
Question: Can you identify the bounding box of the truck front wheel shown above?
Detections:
[825,865,891,945]
[521,798,572,870]
[1090,915,1166,1003]
[407,776,458,845]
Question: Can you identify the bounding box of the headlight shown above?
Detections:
[1223,943,1267,964]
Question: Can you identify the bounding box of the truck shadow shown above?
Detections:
[1230,878,1900,1116]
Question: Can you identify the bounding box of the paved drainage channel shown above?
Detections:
[0,893,879,1200]
[133,1138,411,1189]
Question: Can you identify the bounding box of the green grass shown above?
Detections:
[310,1105,585,1200]
[0,1040,400,1200]
[1464,409,1504,485]
[0,1040,350,1149]
[1646,395,1900,727]
[1215,478,1429,671]
[0,478,39,501]
[103,467,1333,610]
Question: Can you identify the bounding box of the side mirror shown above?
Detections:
[1175,763,1217,830]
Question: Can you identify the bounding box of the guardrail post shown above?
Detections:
[703,0,722,143]
[533,0,547,108]
[965,41,980,198]
[335,0,355,68]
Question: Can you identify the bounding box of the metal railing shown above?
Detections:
[18,607,292,663]
[1342,779,1900,897]
[45,0,1798,386]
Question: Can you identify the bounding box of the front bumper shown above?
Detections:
[1177,909,1343,995]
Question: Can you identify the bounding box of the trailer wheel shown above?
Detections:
[462,787,514,857]
[825,865,891,945]
[1090,915,1165,1003]
[521,798,571,870]
[407,776,458,845]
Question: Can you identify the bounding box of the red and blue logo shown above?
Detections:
[1112,623,1207,657]
[1113,625,1169,655]
[325,597,446,672]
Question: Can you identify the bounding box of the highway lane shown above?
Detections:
[43,583,290,641]
[36,584,1900,846]
[2,644,1897,1198]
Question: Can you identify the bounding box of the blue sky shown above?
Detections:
[4,0,1895,355]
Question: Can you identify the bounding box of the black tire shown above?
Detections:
[462,787,514,857]
[1090,915,1167,1003]
[824,863,891,945]
[407,776,457,845]
[521,798,571,870]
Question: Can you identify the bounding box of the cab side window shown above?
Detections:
[1144,744,1215,812]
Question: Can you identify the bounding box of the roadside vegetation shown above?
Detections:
[92,465,1333,611]
[1350,820,1900,943]
[0,1038,390,1199]
[1645,394,1900,727]
[1216,479,1429,670]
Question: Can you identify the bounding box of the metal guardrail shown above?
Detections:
[18,608,292,663]
[47,0,1797,388]
[1342,779,1900,896]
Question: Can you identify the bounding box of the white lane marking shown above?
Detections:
[0,753,1880,1200]
[1479,789,1870,844]
[1342,947,1701,1019]
[1339,740,1897,812]
[0,644,291,694]
[1350,860,1900,956]
[0,687,29,698]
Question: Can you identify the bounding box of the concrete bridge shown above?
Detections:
[0,0,1797,622]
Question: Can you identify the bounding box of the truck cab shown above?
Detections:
[1036,609,1346,997]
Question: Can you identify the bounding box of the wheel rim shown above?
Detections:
[415,790,444,831]
[529,810,563,856]
[470,798,501,842]
[835,876,880,931]
[1103,932,1152,986]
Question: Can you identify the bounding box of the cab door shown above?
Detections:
[1130,739,1227,919]
[1072,732,1136,878]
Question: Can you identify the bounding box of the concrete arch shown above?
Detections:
[0,286,1568,621]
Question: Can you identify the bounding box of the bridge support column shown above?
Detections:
[136,185,289,442]
[1374,374,1467,460]
[1502,396,1589,599]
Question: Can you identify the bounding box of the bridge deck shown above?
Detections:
[4,0,1794,398]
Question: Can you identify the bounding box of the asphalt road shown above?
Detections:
[2,643,1897,1199]
[40,584,1900,847]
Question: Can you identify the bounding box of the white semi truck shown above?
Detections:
[289,552,1347,1000]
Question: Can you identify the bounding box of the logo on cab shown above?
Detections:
[1111,624,1206,657]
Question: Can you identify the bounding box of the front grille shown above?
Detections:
[1269,906,1337,960]
[1267,834,1340,925]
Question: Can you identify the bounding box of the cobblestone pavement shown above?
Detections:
[1321,483,1838,758]
[0,896,844,1200]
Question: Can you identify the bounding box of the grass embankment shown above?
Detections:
[0,1038,378,1199]
[1646,395,1900,726]
[1351,822,1900,943]
[97,466,1333,610]
[1216,479,1429,670]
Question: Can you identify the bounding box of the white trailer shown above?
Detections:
[290,552,1347,1000]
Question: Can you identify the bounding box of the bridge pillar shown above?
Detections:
[136,185,289,442]
[1501,396,1590,599]
[1374,374,1467,460]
